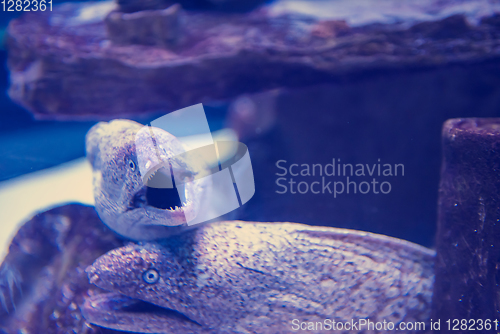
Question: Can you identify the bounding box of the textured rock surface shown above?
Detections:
[105,5,181,47]
[432,118,500,325]
[7,1,500,119]
[0,203,434,333]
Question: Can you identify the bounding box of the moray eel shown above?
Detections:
[83,222,435,333]
[86,120,208,241]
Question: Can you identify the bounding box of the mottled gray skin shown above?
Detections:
[86,119,207,241]
[84,221,435,333]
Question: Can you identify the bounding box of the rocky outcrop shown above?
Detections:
[432,118,500,323]
[7,1,500,119]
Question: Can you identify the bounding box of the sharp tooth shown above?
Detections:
[146,168,159,182]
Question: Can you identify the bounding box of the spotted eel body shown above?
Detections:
[83,221,435,333]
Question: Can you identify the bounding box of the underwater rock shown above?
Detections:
[7,1,500,119]
[432,118,500,323]
[0,203,434,333]
[0,204,124,334]
[105,5,181,47]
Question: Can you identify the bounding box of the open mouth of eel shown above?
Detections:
[129,183,188,212]
[127,164,194,218]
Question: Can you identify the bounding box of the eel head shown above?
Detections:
[86,120,209,241]
[82,242,205,333]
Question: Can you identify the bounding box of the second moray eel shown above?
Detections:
[83,221,435,333]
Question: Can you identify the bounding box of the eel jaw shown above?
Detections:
[82,292,200,334]
[128,183,188,213]
[125,164,200,226]
[83,267,202,333]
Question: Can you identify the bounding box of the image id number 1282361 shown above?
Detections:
[2,0,52,11]
[445,319,499,331]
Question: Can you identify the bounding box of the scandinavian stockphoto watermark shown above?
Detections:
[134,103,255,226]
[275,159,404,197]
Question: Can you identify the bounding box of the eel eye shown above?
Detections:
[128,159,136,171]
[142,268,159,284]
